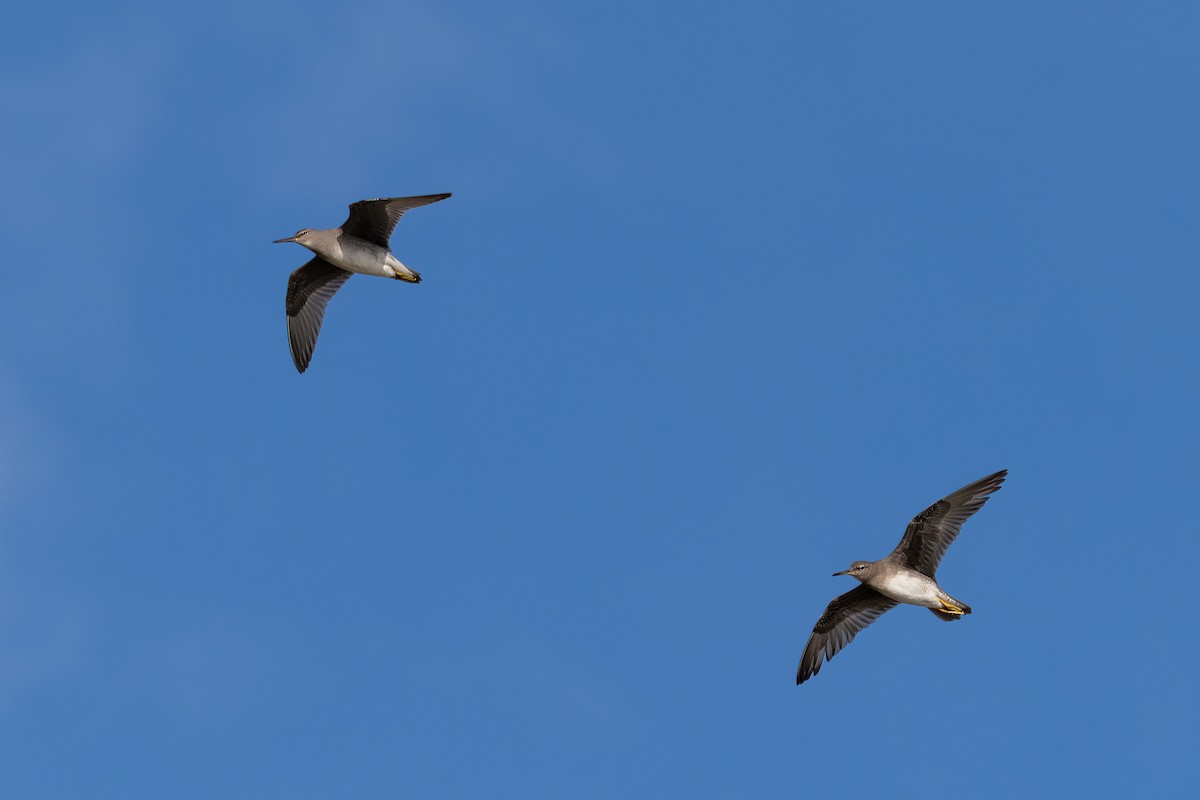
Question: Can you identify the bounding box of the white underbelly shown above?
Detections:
[874,572,942,607]
[324,241,396,278]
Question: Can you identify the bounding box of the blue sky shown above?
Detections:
[1,1,1197,796]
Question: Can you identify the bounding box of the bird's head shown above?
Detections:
[833,561,872,581]
[273,229,316,248]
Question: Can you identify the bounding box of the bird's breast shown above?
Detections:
[324,237,395,278]
[872,571,943,608]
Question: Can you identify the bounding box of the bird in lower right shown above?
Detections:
[795,469,1007,685]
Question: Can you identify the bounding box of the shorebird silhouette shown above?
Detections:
[796,469,1007,685]
[274,193,451,373]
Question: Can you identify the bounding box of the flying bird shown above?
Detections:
[273,193,451,373]
[795,469,1007,685]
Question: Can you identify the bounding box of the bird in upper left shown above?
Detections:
[273,193,452,373]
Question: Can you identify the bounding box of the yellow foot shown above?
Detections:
[938,600,966,615]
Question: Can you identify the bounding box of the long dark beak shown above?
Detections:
[272,236,296,244]
[832,568,851,576]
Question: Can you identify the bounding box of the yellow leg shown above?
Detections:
[938,599,966,615]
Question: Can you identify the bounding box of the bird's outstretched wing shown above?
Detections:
[796,584,898,685]
[285,257,353,373]
[888,470,1007,578]
[341,194,452,248]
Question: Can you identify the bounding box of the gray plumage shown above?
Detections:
[796,469,1007,685]
[274,193,451,373]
